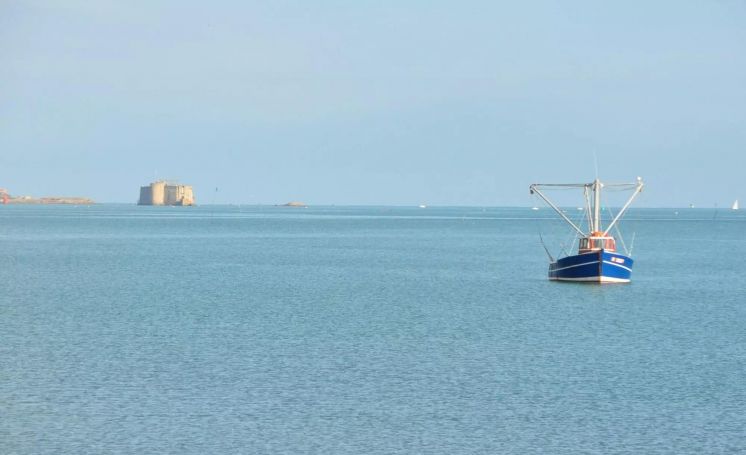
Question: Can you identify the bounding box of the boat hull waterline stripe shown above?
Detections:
[550,276,630,283]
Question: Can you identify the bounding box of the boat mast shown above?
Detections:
[593,179,601,232]
[584,186,593,232]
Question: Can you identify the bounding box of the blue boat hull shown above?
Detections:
[548,250,634,283]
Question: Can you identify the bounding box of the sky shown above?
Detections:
[2,1,745,206]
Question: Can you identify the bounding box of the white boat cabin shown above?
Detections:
[578,232,616,254]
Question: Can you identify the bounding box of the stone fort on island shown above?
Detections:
[138,181,195,206]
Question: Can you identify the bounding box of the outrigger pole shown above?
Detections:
[529,184,587,236]
[602,177,644,236]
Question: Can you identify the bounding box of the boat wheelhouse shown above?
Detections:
[578,232,616,254]
[529,178,644,283]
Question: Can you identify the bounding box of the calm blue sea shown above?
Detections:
[2,204,745,454]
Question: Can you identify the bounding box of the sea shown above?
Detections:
[2,204,745,454]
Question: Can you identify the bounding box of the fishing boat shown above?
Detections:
[732,200,739,211]
[529,177,644,283]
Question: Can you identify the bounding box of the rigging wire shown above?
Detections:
[533,187,589,260]
[559,205,588,257]
[538,233,555,262]
[532,192,567,262]
[531,192,554,263]
[606,207,630,256]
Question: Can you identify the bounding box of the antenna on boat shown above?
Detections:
[593,151,599,180]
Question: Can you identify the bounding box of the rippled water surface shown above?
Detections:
[2,205,745,454]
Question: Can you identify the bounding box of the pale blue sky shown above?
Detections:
[2,1,745,206]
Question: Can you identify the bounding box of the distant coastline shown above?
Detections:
[278,201,307,208]
[4,196,95,205]
[0,188,94,205]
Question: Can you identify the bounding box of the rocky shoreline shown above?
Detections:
[1,187,94,205]
[3,196,95,205]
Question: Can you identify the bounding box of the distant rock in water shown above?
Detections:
[281,201,307,207]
